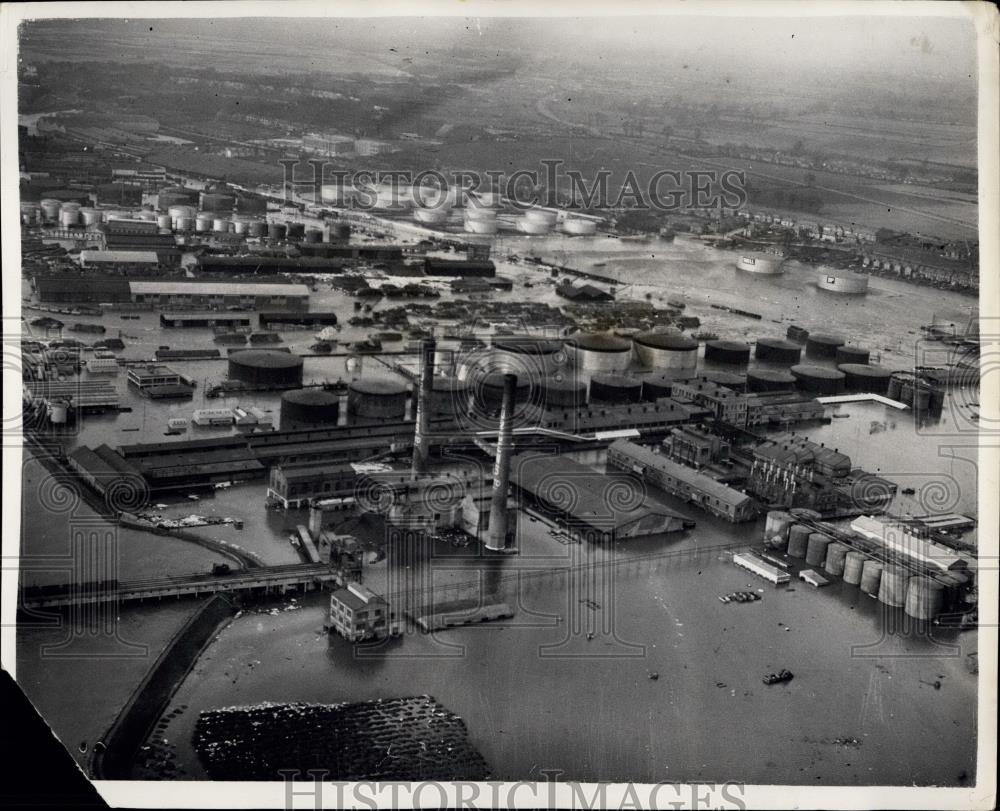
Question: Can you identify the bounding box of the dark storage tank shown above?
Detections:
[286,222,306,241]
[228,349,304,386]
[430,376,470,416]
[791,364,846,395]
[589,374,642,404]
[754,337,802,365]
[704,339,751,365]
[235,193,268,214]
[304,228,324,243]
[157,187,200,210]
[280,388,341,429]
[347,378,408,423]
[746,368,797,393]
[541,378,588,408]
[640,373,675,401]
[330,222,351,241]
[838,363,892,394]
[200,191,237,213]
[267,222,288,241]
[836,344,871,365]
[471,372,531,414]
[700,370,747,393]
[805,332,846,359]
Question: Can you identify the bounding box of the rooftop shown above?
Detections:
[129,281,310,297]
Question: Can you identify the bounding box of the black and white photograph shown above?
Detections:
[1,2,997,808]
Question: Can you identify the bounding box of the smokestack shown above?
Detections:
[411,338,436,478]
[486,373,517,552]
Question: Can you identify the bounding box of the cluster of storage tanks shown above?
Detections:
[763,512,964,621]
[402,192,600,236]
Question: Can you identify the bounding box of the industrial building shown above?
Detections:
[66,444,145,502]
[126,364,184,391]
[670,377,748,425]
[423,258,496,278]
[511,452,693,542]
[525,396,706,437]
[268,461,357,509]
[128,281,309,311]
[79,250,167,271]
[747,434,855,512]
[32,273,132,304]
[849,516,969,573]
[195,256,348,274]
[555,282,615,302]
[743,391,826,427]
[328,583,398,642]
[607,440,757,523]
[662,425,730,467]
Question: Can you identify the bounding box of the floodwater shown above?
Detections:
[17,231,980,783]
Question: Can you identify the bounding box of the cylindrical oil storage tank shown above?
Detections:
[330,222,351,241]
[524,208,558,226]
[304,228,323,243]
[136,209,158,222]
[755,338,802,365]
[861,558,884,597]
[231,217,251,236]
[228,350,304,386]
[565,332,632,374]
[20,203,40,225]
[464,217,498,235]
[516,216,551,235]
[806,332,846,359]
[838,364,892,394]
[158,187,199,210]
[791,364,846,395]
[905,576,945,620]
[414,207,449,225]
[817,270,869,295]
[156,213,172,230]
[176,216,195,232]
[640,373,676,401]
[633,331,698,374]
[471,372,531,414]
[701,370,747,392]
[787,524,811,558]
[843,551,866,585]
[562,218,598,236]
[286,222,306,241]
[878,565,909,607]
[860,560,884,596]
[200,191,236,213]
[213,218,231,234]
[40,199,62,221]
[248,221,268,238]
[168,204,196,223]
[58,208,80,227]
[267,222,287,241]
[764,510,795,549]
[47,400,69,425]
[429,377,470,417]
[280,389,340,429]
[195,213,214,233]
[541,378,588,408]
[903,381,932,414]
[805,533,832,566]
[589,374,642,404]
[347,379,408,423]
[836,345,870,365]
[704,339,751,366]
[490,336,566,381]
[747,368,797,393]
[824,543,850,576]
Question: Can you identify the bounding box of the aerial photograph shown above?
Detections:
[3,3,995,808]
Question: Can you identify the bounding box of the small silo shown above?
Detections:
[59,207,80,227]
[541,378,588,409]
[904,576,945,620]
[746,368,796,393]
[640,373,675,401]
[764,510,795,549]
[754,337,802,365]
[835,345,870,365]
[195,213,214,233]
[304,228,324,243]
[330,223,351,241]
[565,332,633,374]
[589,374,642,404]
[347,379,409,423]
[791,364,846,395]
[704,339,751,366]
[787,524,811,558]
[267,223,287,241]
[156,213,172,230]
[286,222,306,241]
[843,551,866,585]
[633,330,698,375]
[805,532,832,566]
[231,216,252,236]
[248,221,268,238]
[860,560,884,596]
[838,364,892,394]
[887,372,913,402]
[228,350,304,387]
[823,543,850,576]
[212,218,231,234]
[280,388,341,429]
[40,199,62,221]
[878,564,909,607]
[805,332,846,359]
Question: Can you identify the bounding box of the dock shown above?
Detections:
[816,393,909,410]
[412,603,514,632]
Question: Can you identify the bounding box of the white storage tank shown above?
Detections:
[213,218,231,233]
[562,218,598,236]
[565,332,632,373]
[464,217,498,235]
[817,270,870,294]
[195,213,214,233]
[40,199,62,221]
[524,207,558,226]
[59,208,80,227]
[156,214,172,230]
[633,330,698,374]
[517,217,551,235]
[414,207,449,224]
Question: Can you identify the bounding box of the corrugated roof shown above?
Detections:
[82,250,160,263]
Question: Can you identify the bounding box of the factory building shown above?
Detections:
[126,364,184,391]
[747,434,852,511]
[850,516,969,573]
[423,258,497,278]
[525,397,706,436]
[607,440,757,523]
[66,444,145,502]
[511,452,693,542]
[79,250,166,271]
[670,377,748,425]
[328,583,398,642]
[195,256,348,274]
[743,392,826,427]
[662,425,730,467]
[128,281,309,311]
[268,461,357,509]
[33,273,132,304]
[555,282,615,302]
[302,133,355,156]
